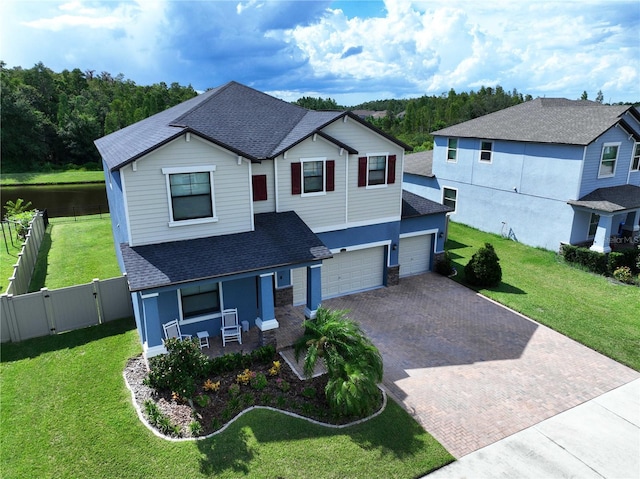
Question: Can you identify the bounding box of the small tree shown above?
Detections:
[464,242,502,287]
[294,307,383,417]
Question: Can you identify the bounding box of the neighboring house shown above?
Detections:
[403,99,640,252]
[95,81,450,358]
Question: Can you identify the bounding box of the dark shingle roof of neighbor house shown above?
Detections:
[567,185,640,213]
[402,190,453,217]
[120,211,332,292]
[403,150,434,177]
[431,98,640,146]
[95,81,411,170]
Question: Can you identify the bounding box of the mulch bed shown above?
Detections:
[124,353,382,439]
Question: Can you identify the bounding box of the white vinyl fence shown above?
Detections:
[0,276,133,343]
[4,211,46,296]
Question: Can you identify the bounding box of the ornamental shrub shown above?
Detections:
[435,251,453,276]
[464,243,502,287]
[145,337,209,399]
[613,266,634,284]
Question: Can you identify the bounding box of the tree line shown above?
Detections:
[3,61,633,173]
[1,61,198,172]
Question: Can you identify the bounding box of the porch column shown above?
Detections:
[140,292,163,358]
[305,264,322,319]
[590,213,613,253]
[256,273,279,330]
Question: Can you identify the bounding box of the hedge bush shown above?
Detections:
[561,244,639,277]
[464,242,502,287]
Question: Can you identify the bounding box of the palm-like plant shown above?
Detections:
[294,307,383,417]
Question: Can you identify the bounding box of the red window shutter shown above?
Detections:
[326,160,335,191]
[358,157,367,187]
[291,162,301,195]
[252,174,267,201]
[387,155,396,184]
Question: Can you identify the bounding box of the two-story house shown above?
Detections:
[95,82,451,358]
[403,98,640,252]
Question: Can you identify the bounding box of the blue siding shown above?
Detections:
[580,125,640,197]
[102,163,128,272]
[400,213,448,253]
[318,221,401,265]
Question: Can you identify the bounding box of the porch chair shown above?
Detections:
[162,319,192,343]
[221,308,242,346]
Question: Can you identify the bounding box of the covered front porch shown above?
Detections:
[568,184,640,253]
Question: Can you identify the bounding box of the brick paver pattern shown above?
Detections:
[319,273,640,458]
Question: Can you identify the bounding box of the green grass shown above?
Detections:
[0,318,453,478]
[0,222,23,292]
[27,215,121,291]
[447,221,640,371]
[1,170,105,186]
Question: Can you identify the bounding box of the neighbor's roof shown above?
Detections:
[431,98,640,146]
[403,150,434,177]
[120,211,332,292]
[567,185,640,213]
[402,190,453,217]
[95,81,411,170]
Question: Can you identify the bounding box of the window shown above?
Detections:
[443,187,457,213]
[291,159,334,195]
[480,141,493,163]
[598,143,619,177]
[588,212,600,238]
[303,160,324,193]
[162,166,216,225]
[632,143,640,171]
[447,138,458,163]
[357,154,396,187]
[180,283,220,320]
[252,174,268,201]
[368,155,386,185]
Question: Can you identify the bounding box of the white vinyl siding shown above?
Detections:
[277,139,347,230]
[399,234,432,277]
[251,160,275,214]
[321,119,403,225]
[122,135,252,246]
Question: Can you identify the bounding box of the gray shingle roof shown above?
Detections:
[567,185,640,213]
[431,98,640,146]
[120,211,332,291]
[402,190,453,217]
[95,81,409,170]
[403,150,433,177]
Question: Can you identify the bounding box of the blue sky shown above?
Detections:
[2,0,639,105]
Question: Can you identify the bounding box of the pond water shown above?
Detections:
[1,183,109,218]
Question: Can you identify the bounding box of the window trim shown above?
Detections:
[442,186,458,214]
[301,157,327,197]
[631,142,640,171]
[366,154,388,188]
[162,166,218,227]
[447,138,458,163]
[479,141,493,163]
[177,282,224,325]
[597,142,620,178]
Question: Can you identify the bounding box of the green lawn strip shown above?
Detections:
[29,215,121,291]
[447,221,640,371]
[0,225,23,292]
[1,318,453,479]
[1,171,105,186]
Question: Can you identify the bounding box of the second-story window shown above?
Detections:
[368,155,386,185]
[447,138,458,162]
[598,143,619,178]
[480,141,493,163]
[632,143,640,171]
[303,160,324,193]
[162,166,217,226]
[357,154,396,187]
[443,187,457,213]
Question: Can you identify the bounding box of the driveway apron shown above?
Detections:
[322,273,639,458]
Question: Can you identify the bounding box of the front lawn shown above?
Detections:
[447,222,640,371]
[0,318,453,478]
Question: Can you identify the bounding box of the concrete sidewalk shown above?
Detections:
[426,378,640,479]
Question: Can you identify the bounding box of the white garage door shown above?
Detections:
[399,234,432,277]
[292,246,385,303]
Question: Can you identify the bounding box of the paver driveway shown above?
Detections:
[322,273,639,457]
